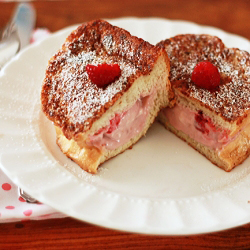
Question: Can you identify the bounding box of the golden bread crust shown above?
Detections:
[55,126,102,174]
[158,34,250,171]
[157,34,250,123]
[159,112,250,172]
[41,19,168,140]
[41,20,171,173]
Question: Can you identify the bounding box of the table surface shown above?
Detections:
[0,0,250,249]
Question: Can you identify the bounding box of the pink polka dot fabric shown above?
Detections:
[0,28,66,223]
[0,168,66,223]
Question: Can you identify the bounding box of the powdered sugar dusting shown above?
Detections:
[164,34,250,120]
[45,46,136,132]
[63,162,108,182]
[201,165,250,193]
[42,20,162,135]
[102,34,114,54]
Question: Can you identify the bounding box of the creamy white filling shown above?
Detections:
[88,94,154,151]
[163,104,230,150]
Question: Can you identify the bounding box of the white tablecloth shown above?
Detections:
[0,28,66,223]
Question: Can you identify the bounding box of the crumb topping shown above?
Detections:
[49,50,136,126]
[159,34,250,121]
[41,20,163,137]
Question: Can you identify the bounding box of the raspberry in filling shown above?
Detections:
[163,104,230,150]
[93,113,123,137]
[195,111,215,135]
[88,93,155,151]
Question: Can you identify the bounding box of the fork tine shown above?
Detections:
[18,188,38,204]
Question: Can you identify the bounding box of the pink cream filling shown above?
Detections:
[88,94,154,151]
[163,104,231,150]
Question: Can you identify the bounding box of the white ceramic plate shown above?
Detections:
[1,17,250,235]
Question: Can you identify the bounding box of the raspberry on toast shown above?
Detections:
[157,34,250,172]
[41,20,172,173]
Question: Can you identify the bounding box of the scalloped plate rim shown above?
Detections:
[0,17,250,235]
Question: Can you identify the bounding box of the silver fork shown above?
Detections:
[18,188,38,203]
[0,22,20,69]
[0,3,37,203]
[0,3,35,69]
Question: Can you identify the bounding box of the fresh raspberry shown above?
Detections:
[86,63,121,88]
[191,61,220,90]
[195,110,229,142]
[107,114,121,134]
[195,111,218,135]
[195,111,209,135]
[94,113,123,135]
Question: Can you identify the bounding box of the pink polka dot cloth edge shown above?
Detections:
[0,168,66,223]
[0,28,66,223]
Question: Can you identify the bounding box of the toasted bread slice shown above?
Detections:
[157,34,250,171]
[41,19,172,173]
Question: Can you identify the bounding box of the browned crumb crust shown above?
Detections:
[160,118,250,172]
[157,34,250,123]
[41,19,167,139]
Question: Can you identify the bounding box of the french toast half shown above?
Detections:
[157,34,250,171]
[41,19,172,173]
